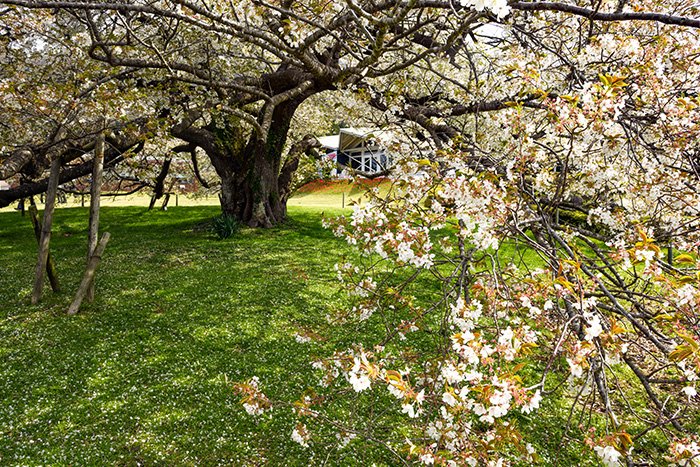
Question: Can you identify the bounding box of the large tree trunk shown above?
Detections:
[215,101,298,227]
[174,98,307,227]
[216,155,282,227]
[218,137,286,228]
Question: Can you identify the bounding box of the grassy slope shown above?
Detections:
[0,179,389,213]
[289,179,389,210]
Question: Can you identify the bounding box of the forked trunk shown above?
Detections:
[213,100,300,227]
[171,85,316,227]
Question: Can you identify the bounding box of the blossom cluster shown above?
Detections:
[235,3,700,464]
[232,377,271,417]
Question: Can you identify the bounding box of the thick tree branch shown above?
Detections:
[0,141,144,208]
[0,149,33,180]
[510,1,700,29]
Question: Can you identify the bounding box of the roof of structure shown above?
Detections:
[316,134,339,150]
[317,128,387,152]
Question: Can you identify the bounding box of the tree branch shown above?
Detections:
[510,1,700,29]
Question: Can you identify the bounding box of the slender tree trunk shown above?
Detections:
[28,198,60,292]
[67,232,110,315]
[87,133,104,302]
[31,158,61,304]
[148,157,172,210]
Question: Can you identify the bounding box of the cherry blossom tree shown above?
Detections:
[233,1,700,465]
[1,0,484,225]
[2,0,700,463]
[10,0,694,226]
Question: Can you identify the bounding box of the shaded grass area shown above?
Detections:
[0,206,394,465]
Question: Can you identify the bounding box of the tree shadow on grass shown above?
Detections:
[0,205,375,465]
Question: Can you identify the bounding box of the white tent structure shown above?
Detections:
[317,128,392,175]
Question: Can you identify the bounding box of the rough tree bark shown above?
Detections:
[67,232,110,315]
[87,132,104,302]
[0,149,34,180]
[31,157,61,304]
[28,198,60,292]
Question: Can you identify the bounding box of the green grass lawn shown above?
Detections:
[0,178,388,214]
[0,205,403,465]
[0,202,678,466]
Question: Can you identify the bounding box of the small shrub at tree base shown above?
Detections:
[211,214,240,239]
